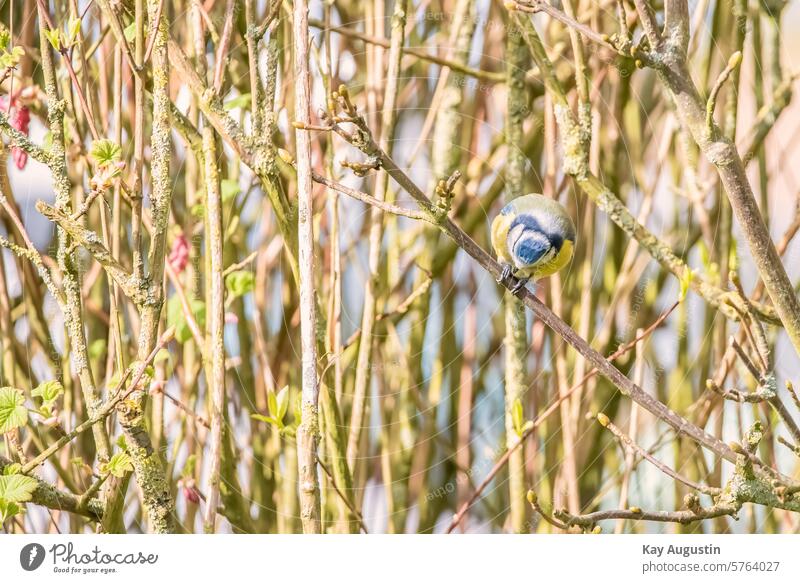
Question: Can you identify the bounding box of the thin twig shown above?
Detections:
[21,327,176,474]
[596,413,722,496]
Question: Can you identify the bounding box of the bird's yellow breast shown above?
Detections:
[490,213,514,264]
[528,239,573,279]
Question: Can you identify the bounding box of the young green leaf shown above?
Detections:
[0,45,24,68]
[43,28,61,51]
[67,17,82,46]
[31,380,64,418]
[0,473,38,503]
[251,414,283,429]
[225,270,255,299]
[0,387,28,433]
[223,93,251,111]
[32,380,64,405]
[102,452,134,478]
[90,139,122,168]
[267,390,278,418]
[0,499,21,523]
[166,295,206,343]
[276,386,290,423]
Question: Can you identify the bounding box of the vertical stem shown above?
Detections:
[455,291,476,528]
[615,331,644,534]
[131,0,145,281]
[245,0,263,136]
[347,0,408,471]
[100,42,129,535]
[502,20,530,532]
[35,3,111,466]
[322,1,343,407]
[119,0,176,534]
[192,3,227,534]
[293,0,321,533]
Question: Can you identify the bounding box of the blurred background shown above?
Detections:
[0,0,799,533]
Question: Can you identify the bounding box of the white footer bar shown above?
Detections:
[2,534,796,582]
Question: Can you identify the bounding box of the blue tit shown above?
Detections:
[491,193,576,293]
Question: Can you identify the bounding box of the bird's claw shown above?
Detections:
[497,263,514,286]
[497,263,529,295]
[510,277,529,295]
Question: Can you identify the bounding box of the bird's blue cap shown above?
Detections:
[515,236,550,265]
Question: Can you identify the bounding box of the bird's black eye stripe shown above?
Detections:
[547,233,563,251]
[510,214,563,251]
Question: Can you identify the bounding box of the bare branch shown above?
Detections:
[36,201,148,305]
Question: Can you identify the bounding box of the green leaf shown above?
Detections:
[267,390,278,419]
[276,386,289,423]
[166,295,206,344]
[153,348,171,364]
[43,28,61,51]
[0,45,24,68]
[32,380,63,418]
[0,500,21,522]
[221,179,241,203]
[90,139,122,168]
[225,270,255,299]
[0,474,38,503]
[0,387,28,433]
[223,93,251,111]
[115,435,128,451]
[32,380,64,405]
[102,452,133,478]
[67,17,82,45]
[511,398,524,437]
[2,463,21,476]
[251,414,282,429]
